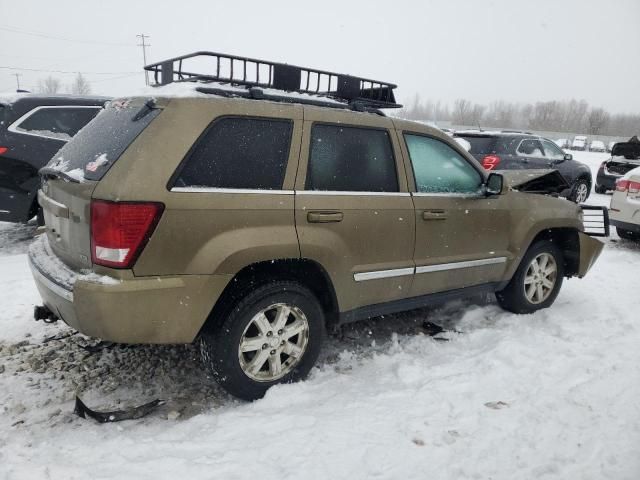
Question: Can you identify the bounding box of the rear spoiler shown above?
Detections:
[581,205,609,237]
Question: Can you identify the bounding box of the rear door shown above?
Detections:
[398,130,511,297]
[295,108,415,314]
[515,138,548,169]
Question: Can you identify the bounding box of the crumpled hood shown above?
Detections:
[499,169,570,195]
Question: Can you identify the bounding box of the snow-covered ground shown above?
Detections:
[1,151,639,480]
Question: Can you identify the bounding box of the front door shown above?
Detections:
[295,109,415,314]
[397,131,512,297]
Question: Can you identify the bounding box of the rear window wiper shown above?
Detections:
[39,166,81,184]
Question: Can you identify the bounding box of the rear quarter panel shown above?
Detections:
[92,97,304,277]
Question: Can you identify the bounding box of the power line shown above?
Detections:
[136,34,151,86]
[11,73,22,89]
[0,66,139,75]
[0,25,133,47]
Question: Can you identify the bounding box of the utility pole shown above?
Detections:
[12,73,22,90]
[136,34,151,86]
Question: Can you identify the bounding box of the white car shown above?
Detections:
[572,135,588,151]
[590,140,606,152]
[610,166,640,240]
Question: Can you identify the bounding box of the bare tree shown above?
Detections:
[452,98,472,125]
[68,73,91,95]
[587,108,610,135]
[37,76,61,94]
[471,104,486,126]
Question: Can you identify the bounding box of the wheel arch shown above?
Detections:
[521,227,581,278]
[198,258,340,337]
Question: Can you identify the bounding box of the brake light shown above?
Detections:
[91,200,164,268]
[616,179,630,192]
[482,155,501,170]
[629,181,640,194]
[0,147,8,155]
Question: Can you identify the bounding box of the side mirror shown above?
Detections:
[564,153,573,161]
[485,172,504,196]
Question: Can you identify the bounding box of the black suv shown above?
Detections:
[0,94,108,223]
[454,131,593,203]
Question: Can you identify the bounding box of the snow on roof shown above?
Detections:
[0,91,30,105]
[132,81,345,105]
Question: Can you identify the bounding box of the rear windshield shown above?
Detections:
[0,104,8,127]
[47,98,161,181]
[454,136,497,155]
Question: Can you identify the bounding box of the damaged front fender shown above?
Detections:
[577,232,604,278]
[501,169,570,196]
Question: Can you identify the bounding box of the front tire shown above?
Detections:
[497,240,565,314]
[200,281,325,401]
[569,178,590,203]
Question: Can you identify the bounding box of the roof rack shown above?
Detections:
[144,51,402,110]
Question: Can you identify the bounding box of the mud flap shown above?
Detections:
[74,396,163,423]
[578,232,605,277]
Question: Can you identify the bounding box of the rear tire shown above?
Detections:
[200,281,325,401]
[594,185,607,195]
[497,240,565,314]
[617,227,639,241]
[569,178,590,203]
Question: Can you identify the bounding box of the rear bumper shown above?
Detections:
[28,235,232,344]
[610,219,640,234]
[596,168,619,190]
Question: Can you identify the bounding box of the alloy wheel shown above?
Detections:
[523,253,558,304]
[238,303,310,382]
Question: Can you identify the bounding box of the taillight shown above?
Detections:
[629,181,640,194]
[91,200,164,268]
[615,179,630,192]
[0,146,8,155]
[482,155,501,170]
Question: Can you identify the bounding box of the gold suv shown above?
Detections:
[30,52,605,400]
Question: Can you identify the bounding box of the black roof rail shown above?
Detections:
[144,51,402,110]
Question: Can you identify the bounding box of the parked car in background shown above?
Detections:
[609,166,640,240]
[571,135,588,151]
[555,138,570,149]
[0,93,108,223]
[589,140,606,152]
[595,137,640,193]
[27,51,605,401]
[454,130,593,202]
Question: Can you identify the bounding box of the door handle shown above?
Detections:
[422,210,448,221]
[307,211,344,223]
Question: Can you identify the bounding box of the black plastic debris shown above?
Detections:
[422,321,462,340]
[74,396,163,423]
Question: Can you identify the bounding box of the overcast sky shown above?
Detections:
[1,0,638,113]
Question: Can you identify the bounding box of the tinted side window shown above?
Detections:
[404,134,482,194]
[16,107,100,139]
[176,117,293,190]
[306,124,398,192]
[517,139,544,157]
[541,139,565,159]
